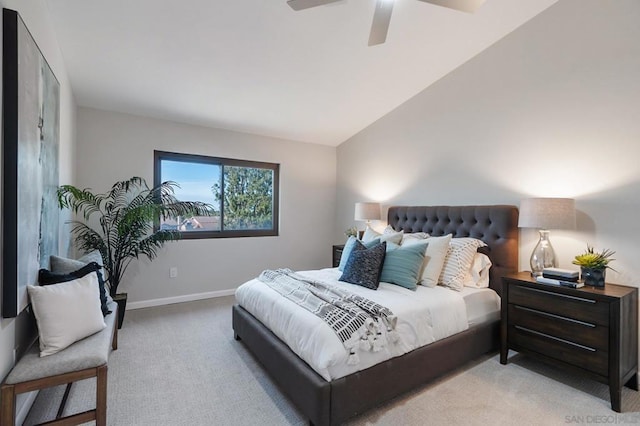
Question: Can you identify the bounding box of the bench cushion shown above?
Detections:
[4,300,117,384]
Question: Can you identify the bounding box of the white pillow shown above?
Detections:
[361,226,380,243]
[403,234,452,288]
[27,274,106,357]
[362,226,404,245]
[401,232,429,242]
[439,237,487,291]
[463,253,492,288]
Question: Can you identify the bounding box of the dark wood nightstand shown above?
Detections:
[501,272,638,412]
[332,245,344,268]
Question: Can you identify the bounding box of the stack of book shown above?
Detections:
[536,268,584,288]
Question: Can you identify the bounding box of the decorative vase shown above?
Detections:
[581,267,606,287]
[530,230,557,277]
[113,293,128,329]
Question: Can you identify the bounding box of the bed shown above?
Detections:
[232,205,519,425]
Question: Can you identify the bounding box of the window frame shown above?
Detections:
[154,150,280,239]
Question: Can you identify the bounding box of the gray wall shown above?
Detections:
[75,107,336,306]
[0,0,77,399]
[336,0,640,285]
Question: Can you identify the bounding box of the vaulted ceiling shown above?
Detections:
[46,0,558,145]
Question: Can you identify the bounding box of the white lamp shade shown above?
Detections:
[354,202,381,221]
[518,198,576,230]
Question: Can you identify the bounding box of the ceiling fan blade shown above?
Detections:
[418,0,485,13]
[287,0,342,11]
[368,0,394,46]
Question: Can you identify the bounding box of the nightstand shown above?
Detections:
[332,245,344,268]
[500,272,638,412]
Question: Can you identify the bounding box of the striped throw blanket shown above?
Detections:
[258,269,399,365]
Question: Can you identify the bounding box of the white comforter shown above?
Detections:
[235,268,469,381]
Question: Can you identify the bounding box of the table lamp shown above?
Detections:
[354,202,381,231]
[518,198,576,276]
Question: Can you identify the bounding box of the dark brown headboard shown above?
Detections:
[387,205,519,295]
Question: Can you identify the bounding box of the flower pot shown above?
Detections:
[113,293,128,329]
[581,267,606,288]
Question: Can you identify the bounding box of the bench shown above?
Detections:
[1,300,118,426]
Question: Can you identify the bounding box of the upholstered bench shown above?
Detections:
[1,300,118,426]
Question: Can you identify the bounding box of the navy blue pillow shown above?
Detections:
[38,262,111,316]
[339,241,386,290]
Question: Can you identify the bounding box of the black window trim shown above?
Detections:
[154,150,280,239]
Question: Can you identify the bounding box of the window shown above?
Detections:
[154,150,279,238]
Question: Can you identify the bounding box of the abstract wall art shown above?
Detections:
[2,8,60,318]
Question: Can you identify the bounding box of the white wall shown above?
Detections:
[75,107,336,305]
[336,0,640,286]
[0,0,76,403]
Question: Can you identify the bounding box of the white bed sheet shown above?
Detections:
[459,286,501,326]
[236,268,501,381]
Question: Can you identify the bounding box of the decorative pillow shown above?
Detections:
[50,250,104,273]
[361,226,380,243]
[402,234,452,288]
[439,237,487,291]
[382,226,404,244]
[401,232,429,242]
[361,226,404,245]
[379,242,428,290]
[39,262,112,316]
[50,253,110,315]
[338,237,381,271]
[463,253,492,288]
[338,236,358,271]
[27,274,107,357]
[339,241,386,290]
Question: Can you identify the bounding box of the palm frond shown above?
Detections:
[58,176,214,295]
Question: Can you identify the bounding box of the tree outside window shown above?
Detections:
[154,151,279,238]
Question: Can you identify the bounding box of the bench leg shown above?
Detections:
[96,365,108,426]
[1,383,16,426]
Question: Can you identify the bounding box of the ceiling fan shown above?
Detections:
[287,0,485,46]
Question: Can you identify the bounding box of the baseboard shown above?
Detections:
[127,289,236,310]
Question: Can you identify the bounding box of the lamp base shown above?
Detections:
[530,229,557,277]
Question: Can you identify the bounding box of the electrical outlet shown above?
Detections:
[170,267,178,278]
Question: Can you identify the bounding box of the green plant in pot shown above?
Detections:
[572,245,616,287]
[58,177,214,328]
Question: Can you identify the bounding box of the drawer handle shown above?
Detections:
[515,325,597,352]
[518,286,596,304]
[515,306,596,328]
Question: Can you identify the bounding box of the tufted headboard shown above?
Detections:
[388,205,519,295]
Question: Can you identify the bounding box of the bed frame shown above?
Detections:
[232,205,519,425]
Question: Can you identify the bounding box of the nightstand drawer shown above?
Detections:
[509,324,608,376]
[510,284,609,326]
[508,305,609,351]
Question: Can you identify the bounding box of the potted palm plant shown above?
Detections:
[572,245,616,287]
[58,177,214,327]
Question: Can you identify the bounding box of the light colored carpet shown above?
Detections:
[25,296,640,425]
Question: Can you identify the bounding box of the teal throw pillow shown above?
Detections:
[338,236,358,271]
[379,241,428,290]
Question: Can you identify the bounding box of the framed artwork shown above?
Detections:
[2,8,60,318]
